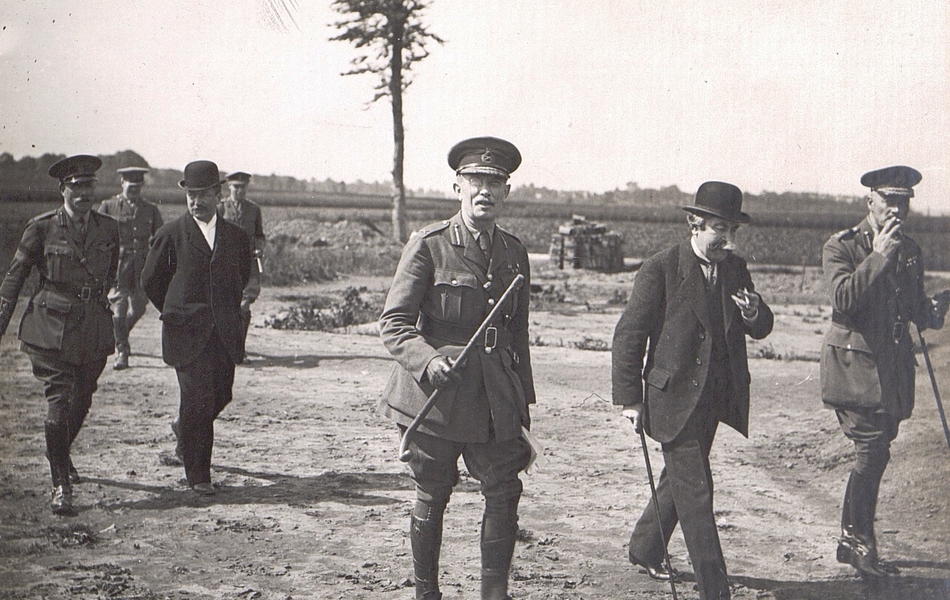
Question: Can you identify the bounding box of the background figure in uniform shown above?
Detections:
[98,166,163,370]
[379,137,535,600]
[612,182,774,600]
[141,160,250,496]
[820,165,949,577]
[0,155,119,515]
[218,171,265,353]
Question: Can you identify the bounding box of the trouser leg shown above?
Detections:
[464,435,531,600]
[628,464,678,566]
[126,285,149,333]
[110,291,131,355]
[175,333,235,486]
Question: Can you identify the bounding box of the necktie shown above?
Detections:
[477,231,492,262]
[77,216,87,241]
[700,258,717,287]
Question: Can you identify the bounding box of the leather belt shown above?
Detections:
[42,282,101,304]
[419,314,513,352]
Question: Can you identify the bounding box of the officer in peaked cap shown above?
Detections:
[0,155,120,515]
[98,166,163,370]
[379,137,536,600]
[821,165,949,577]
[218,171,266,356]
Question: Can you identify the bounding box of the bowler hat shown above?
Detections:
[178,160,226,191]
[860,165,921,198]
[683,181,750,224]
[448,137,521,178]
[48,155,102,184]
[117,166,149,184]
[226,171,252,185]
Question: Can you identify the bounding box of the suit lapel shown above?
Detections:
[677,240,711,329]
[720,257,739,335]
[184,214,213,256]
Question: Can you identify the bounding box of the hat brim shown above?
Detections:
[457,165,510,178]
[63,175,98,185]
[682,205,750,224]
[178,179,227,191]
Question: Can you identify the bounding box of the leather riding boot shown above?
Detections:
[410,503,444,600]
[45,420,74,515]
[480,497,520,600]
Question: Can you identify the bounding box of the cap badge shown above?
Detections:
[481,150,495,164]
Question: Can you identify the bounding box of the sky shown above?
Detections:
[1,0,948,215]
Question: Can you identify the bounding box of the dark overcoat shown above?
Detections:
[141,214,250,368]
[820,216,937,419]
[0,207,119,364]
[612,239,774,443]
[378,212,535,444]
[98,195,163,291]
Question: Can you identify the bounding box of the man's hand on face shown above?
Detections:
[873,215,903,261]
[425,355,462,389]
[622,403,644,434]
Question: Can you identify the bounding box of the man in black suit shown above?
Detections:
[612,181,774,600]
[141,160,250,495]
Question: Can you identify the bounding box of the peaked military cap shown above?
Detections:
[860,165,921,198]
[48,155,102,184]
[117,166,149,184]
[448,136,521,178]
[226,171,252,185]
[178,160,226,191]
[683,181,750,224]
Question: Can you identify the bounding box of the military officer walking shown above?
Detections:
[98,166,163,370]
[0,155,120,515]
[218,171,265,351]
[821,166,949,577]
[379,137,536,600]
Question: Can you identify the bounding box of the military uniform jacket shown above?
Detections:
[820,216,937,419]
[141,214,251,368]
[378,212,536,444]
[218,199,265,253]
[0,207,119,364]
[98,195,163,290]
[612,239,774,443]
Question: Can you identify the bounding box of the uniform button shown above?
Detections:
[451,279,458,285]
[487,273,493,280]
[488,298,495,306]
[691,380,699,387]
[699,332,706,340]
[695,358,702,365]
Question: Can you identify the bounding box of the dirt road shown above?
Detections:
[1,270,949,599]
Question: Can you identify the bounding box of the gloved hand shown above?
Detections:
[425,355,462,389]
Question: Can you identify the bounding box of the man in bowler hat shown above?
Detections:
[98,166,163,370]
[820,165,949,577]
[379,137,536,600]
[218,171,266,352]
[0,155,120,514]
[141,160,250,495]
[612,181,774,599]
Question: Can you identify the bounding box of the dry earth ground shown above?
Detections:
[1,262,949,600]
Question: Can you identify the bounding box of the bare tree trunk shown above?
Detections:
[390,12,408,243]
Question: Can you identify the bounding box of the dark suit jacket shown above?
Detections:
[378,212,535,444]
[612,239,774,443]
[141,213,250,368]
[820,216,937,419]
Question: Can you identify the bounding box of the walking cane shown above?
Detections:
[916,324,950,453]
[398,274,524,462]
[634,420,679,599]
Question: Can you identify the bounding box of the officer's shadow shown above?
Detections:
[240,352,390,369]
[85,465,411,511]
[729,569,950,599]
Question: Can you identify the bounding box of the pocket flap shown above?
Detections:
[434,269,478,289]
[645,367,670,390]
[36,289,73,314]
[825,324,874,354]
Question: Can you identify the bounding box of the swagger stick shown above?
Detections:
[917,325,950,453]
[637,426,678,599]
[398,274,524,462]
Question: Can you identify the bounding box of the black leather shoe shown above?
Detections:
[50,485,74,515]
[192,482,215,496]
[631,557,682,582]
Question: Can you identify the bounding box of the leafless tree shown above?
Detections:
[330,0,444,242]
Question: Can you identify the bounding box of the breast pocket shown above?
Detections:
[432,269,479,323]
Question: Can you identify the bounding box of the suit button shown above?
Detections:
[695,358,702,365]
[692,379,699,387]
[699,332,706,340]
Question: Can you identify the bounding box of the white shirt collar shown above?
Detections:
[193,213,217,250]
